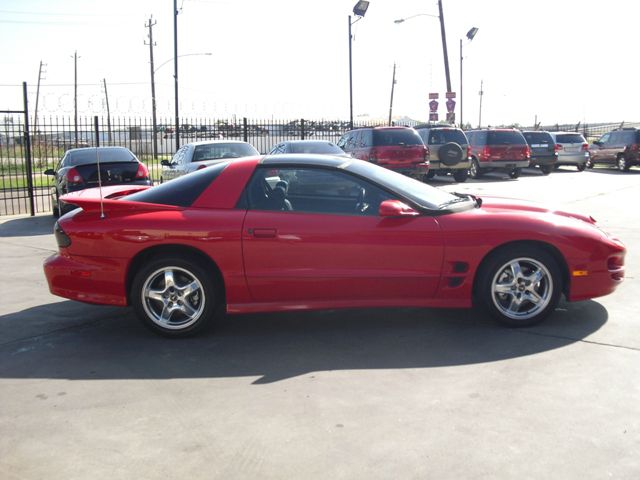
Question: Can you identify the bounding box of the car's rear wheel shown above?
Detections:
[453,169,468,182]
[576,163,586,172]
[477,246,562,327]
[586,158,594,169]
[52,194,60,218]
[131,256,220,337]
[617,155,630,172]
[469,158,482,179]
[425,170,436,180]
[540,165,553,175]
[508,168,521,179]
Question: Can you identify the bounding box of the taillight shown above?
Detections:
[631,144,639,152]
[65,167,83,185]
[424,146,430,162]
[466,145,472,158]
[135,163,150,179]
[54,221,72,248]
[581,143,589,152]
[481,146,491,160]
[555,144,562,152]
[524,146,531,159]
[368,148,379,164]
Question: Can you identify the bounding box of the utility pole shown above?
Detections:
[388,63,396,126]
[437,0,452,94]
[103,79,112,144]
[73,51,78,147]
[34,61,46,134]
[478,79,484,128]
[145,16,158,159]
[173,0,180,149]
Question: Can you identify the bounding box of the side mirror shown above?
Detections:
[44,169,55,176]
[379,199,419,217]
[161,160,171,166]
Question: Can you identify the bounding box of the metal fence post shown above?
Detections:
[301,118,305,140]
[22,82,35,216]
[94,116,100,147]
[243,117,248,143]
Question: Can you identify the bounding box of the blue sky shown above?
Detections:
[1,0,638,126]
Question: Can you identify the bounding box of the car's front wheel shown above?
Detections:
[576,163,586,172]
[476,246,562,327]
[131,256,220,337]
[540,164,553,175]
[617,155,630,172]
[508,168,521,179]
[469,158,482,179]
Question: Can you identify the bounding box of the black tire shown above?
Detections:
[438,142,464,166]
[576,163,586,172]
[469,158,482,179]
[131,255,221,337]
[476,245,562,327]
[52,195,60,218]
[540,165,553,175]
[425,170,437,180]
[452,169,468,182]
[586,158,594,169]
[508,168,521,179]
[617,155,630,172]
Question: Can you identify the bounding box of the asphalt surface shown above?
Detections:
[0,165,638,479]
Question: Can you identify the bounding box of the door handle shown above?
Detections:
[249,228,277,238]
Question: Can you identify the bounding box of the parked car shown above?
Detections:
[268,140,350,157]
[521,131,558,175]
[337,126,429,177]
[588,128,640,171]
[160,140,259,182]
[44,146,152,217]
[465,129,531,179]
[548,131,589,171]
[414,125,470,182]
[46,155,625,337]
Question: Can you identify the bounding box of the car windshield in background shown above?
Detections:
[425,129,467,144]
[193,143,258,161]
[66,148,135,166]
[556,133,585,143]
[373,129,423,146]
[345,160,466,210]
[487,131,526,145]
[523,132,552,144]
[289,142,343,154]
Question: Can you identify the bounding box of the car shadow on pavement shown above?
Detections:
[585,168,640,176]
[0,215,56,237]
[0,299,608,384]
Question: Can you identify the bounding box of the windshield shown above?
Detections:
[523,132,552,144]
[65,147,135,166]
[345,160,471,210]
[373,129,424,146]
[289,142,343,154]
[555,133,585,143]
[192,143,258,161]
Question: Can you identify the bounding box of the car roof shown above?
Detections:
[184,140,251,147]
[549,131,583,135]
[65,146,132,154]
[261,154,352,168]
[279,140,337,145]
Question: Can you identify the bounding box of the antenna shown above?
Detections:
[94,116,106,219]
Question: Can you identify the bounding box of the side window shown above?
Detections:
[337,134,348,150]
[361,129,373,147]
[171,146,187,164]
[598,133,611,145]
[244,167,395,216]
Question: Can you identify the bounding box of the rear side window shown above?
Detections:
[555,133,585,143]
[125,162,228,207]
[193,143,257,161]
[487,131,526,145]
[373,129,423,146]
[523,132,552,144]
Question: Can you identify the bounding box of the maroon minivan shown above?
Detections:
[465,129,531,179]
[337,127,429,177]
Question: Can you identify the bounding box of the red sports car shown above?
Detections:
[44,155,625,337]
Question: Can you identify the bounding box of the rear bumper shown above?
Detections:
[478,160,529,169]
[529,155,557,166]
[431,160,471,170]
[557,152,589,165]
[44,253,129,306]
[383,161,430,175]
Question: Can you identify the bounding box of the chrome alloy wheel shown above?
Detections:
[141,266,206,330]
[490,257,553,321]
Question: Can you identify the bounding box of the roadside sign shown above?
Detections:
[428,93,439,99]
[445,91,456,99]
[446,98,456,113]
[429,100,439,112]
[429,113,439,121]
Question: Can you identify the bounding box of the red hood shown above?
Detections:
[479,195,597,225]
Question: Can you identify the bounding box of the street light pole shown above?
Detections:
[437,0,452,94]
[348,1,370,130]
[173,0,180,149]
[459,27,478,128]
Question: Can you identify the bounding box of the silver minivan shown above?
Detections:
[548,132,589,171]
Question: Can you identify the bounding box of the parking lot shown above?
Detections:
[1,166,639,479]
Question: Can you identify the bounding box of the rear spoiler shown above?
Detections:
[61,185,179,214]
